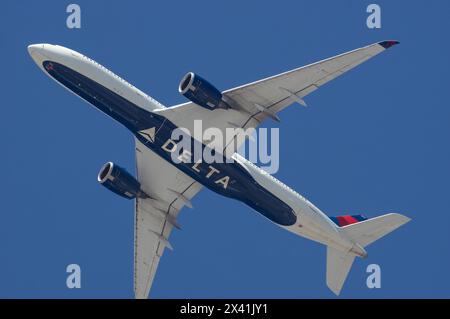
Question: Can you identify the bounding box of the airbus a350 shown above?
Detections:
[28,40,409,298]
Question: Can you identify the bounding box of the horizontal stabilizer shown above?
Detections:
[342,213,411,248]
[326,246,355,295]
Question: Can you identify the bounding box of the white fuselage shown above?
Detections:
[233,154,356,252]
[28,43,360,256]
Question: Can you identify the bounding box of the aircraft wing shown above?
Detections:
[133,138,203,299]
[158,41,398,156]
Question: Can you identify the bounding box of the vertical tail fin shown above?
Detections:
[326,213,410,295]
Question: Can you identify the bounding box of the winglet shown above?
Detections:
[378,40,400,49]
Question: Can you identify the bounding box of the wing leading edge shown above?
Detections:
[157,41,399,155]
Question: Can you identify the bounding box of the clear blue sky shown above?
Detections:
[1,0,449,298]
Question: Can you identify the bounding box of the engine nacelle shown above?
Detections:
[97,162,148,199]
[179,72,228,110]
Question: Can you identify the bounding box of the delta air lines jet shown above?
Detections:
[28,41,409,298]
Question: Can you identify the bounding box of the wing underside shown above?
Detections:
[134,138,202,298]
[156,41,398,155]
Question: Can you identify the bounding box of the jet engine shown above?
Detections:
[97,162,148,199]
[179,72,229,110]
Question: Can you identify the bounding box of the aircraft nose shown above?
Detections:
[27,43,52,68]
[27,43,45,57]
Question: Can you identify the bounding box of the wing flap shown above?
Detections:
[134,198,166,299]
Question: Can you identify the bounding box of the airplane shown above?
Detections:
[28,40,410,298]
